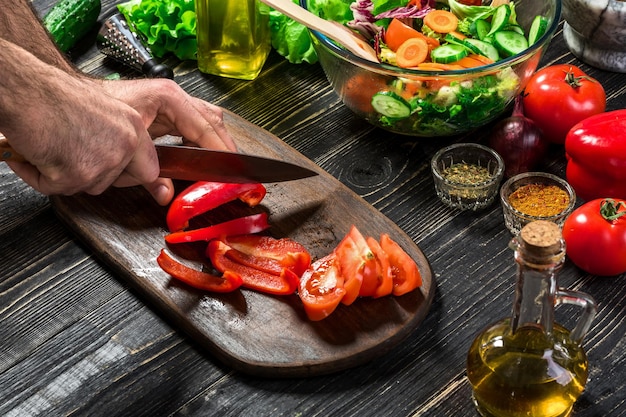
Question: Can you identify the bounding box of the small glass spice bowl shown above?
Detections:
[500,172,577,235]
[431,143,505,211]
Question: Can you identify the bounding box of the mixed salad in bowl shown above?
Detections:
[299,0,560,136]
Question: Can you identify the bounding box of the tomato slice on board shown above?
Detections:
[207,240,299,295]
[379,233,422,296]
[298,254,346,321]
[223,235,311,277]
[156,249,243,293]
[334,225,377,305]
[364,236,393,298]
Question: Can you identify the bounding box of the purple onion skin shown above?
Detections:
[488,100,549,178]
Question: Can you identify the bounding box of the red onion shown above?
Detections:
[488,95,548,178]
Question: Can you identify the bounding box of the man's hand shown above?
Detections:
[100,78,237,205]
[2,43,235,206]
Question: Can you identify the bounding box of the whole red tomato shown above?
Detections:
[562,199,626,276]
[522,64,606,144]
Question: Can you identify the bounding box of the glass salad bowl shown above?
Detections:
[300,0,561,137]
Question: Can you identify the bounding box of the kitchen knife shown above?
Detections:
[0,136,318,183]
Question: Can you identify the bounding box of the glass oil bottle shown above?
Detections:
[467,220,597,417]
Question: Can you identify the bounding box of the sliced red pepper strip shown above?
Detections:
[165,213,270,244]
[223,235,311,277]
[166,181,266,232]
[207,240,299,295]
[156,249,243,292]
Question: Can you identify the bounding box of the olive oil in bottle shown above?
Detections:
[467,221,597,417]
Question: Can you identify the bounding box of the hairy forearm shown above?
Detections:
[0,39,99,144]
[0,0,75,72]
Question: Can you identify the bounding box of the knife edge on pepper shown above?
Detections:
[0,135,318,184]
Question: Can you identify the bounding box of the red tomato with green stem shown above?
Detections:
[562,199,626,276]
[522,64,606,144]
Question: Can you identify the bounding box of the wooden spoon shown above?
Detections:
[259,0,378,62]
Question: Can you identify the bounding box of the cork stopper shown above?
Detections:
[519,220,564,261]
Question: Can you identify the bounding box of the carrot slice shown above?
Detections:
[416,62,465,71]
[452,55,488,68]
[423,10,458,33]
[468,53,495,65]
[385,18,421,51]
[396,37,429,68]
[448,30,467,40]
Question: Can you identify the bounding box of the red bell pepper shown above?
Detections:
[565,110,626,201]
[156,249,243,292]
[222,235,311,277]
[207,239,300,295]
[165,213,270,244]
[166,181,267,232]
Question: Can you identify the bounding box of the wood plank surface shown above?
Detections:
[49,110,435,377]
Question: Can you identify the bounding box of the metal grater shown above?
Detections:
[96,14,174,79]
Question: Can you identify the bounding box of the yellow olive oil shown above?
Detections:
[195,0,270,80]
[467,321,588,417]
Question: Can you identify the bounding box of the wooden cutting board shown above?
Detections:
[50,110,435,378]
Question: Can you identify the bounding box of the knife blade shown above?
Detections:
[155,144,318,183]
[0,135,318,183]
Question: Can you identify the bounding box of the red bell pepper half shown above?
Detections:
[165,213,270,244]
[156,249,243,292]
[166,181,267,232]
[565,110,626,201]
[207,239,300,295]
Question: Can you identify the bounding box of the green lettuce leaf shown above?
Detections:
[269,8,318,64]
[117,0,197,61]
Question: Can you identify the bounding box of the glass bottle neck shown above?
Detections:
[509,239,565,335]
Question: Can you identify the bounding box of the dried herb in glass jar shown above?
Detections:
[441,162,492,185]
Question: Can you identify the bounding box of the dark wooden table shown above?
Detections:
[1,0,624,415]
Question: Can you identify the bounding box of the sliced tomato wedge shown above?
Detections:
[223,235,311,277]
[207,239,299,295]
[156,249,243,292]
[379,233,422,296]
[298,254,346,321]
[364,236,393,298]
[334,225,376,305]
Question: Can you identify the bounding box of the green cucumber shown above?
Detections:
[470,19,491,41]
[371,92,411,119]
[431,44,468,64]
[463,38,500,62]
[444,32,466,47]
[528,15,549,45]
[43,0,101,52]
[502,24,525,35]
[486,4,511,37]
[493,30,529,57]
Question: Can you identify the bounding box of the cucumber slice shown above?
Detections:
[528,15,549,45]
[444,32,466,47]
[487,4,511,37]
[470,19,491,41]
[493,30,529,57]
[463,38,500,62]
[502,24,525,35]
[371,91,412,119]
[431,44,468,64]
